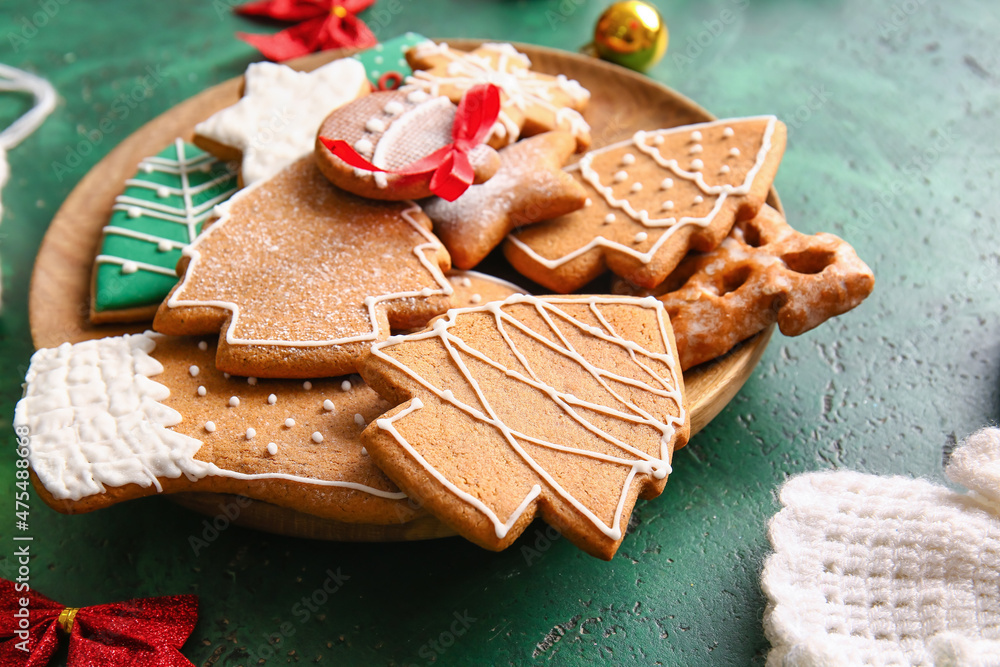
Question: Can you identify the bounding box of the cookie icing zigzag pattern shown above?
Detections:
[93,139,238,314]
[369,295,685,543]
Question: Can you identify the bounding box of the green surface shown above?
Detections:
[1,0,998,664]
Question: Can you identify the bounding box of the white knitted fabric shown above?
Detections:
[762,428,1000,667]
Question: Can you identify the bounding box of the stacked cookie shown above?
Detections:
[16,38,872,560]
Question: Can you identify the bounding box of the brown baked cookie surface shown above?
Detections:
[15,332,422,525]
[153,156,453,378]
[423,131,587,270]
[359,294,689,560]
[612,204,875,369]
[505,116,787,293]
[315,89,500,201]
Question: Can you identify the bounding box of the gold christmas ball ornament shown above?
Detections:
[594,1,668,71]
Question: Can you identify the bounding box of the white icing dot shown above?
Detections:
[285,418,295,428]
[248,377,257,385]
[354,414,365,427]
[604,213,616,224]
[374,172,388,189]
[630,182,643,193]
[323,399,335,411]
[384,101,404,115]
[198,341,208,351]
[204,421,216,433]
[374,55,383,65]
[621,153,636,166]
[266,443,278,455]
[223,373,230,379]
[303,381,313,390]
[584,197,592,207]
[693,195,705,204]
[407,90,428,104]
[121,261,138,274]
[661,201,674,211]
[341,380,352,391]
[613,171,628,183]
[268,394,277,405]
[370,70,380,77]
[660,178,673,190]
[365,118,386,133]
[229,396,240,407]
[374,44,384,52]
[197,386,207,397]
[690,144,703,154]
[156,186,169,198]
[719,165,731,174]
[460,277,472,288]
[723,127,735,137]
[353,138,373,156]
[691,159,704,171]
[635,232,648,243]
[419,287,433,297]
[157,240,171,252]
[691,131,703,141]
[311,431,324,443]
[361,447,368,456]
[246,428,256,440]
[127,206,142,218]
[471,293,482,304]
[652,135,665,146]
[189,365,199,377]
[729,147,740,157]
[141,164,153,173]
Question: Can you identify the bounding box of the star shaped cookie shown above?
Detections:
[422,131,587,269]
[194,58,369,184]
[404,42,591,150]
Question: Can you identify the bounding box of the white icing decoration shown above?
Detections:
[248,377,257,385]
[303,381,312,390]
[661,201,674,210]
[197,386,206,396]
[365,118,386,133]
[341,380,352,391]
[723,127,735,137]
[353,138,374,156]
[354,414,365,427]
[311,431,324,443]
[470,294,482,304]
[267,393,277,404]
[690,144,703,154]
[246,428,256,440]
[371,295,683,541]
[229,396,240,407]
[323,399,335,411]
[621,153,635,165]
[660,178,673,190]
[198,341,209,351]
[188,365,199,377]
[613,170,628,183]
[635,232,648,243]
[691,159,704,170]
[285,418,295,427]
[691,131,702,141]
[156,186,170,198]
[604,214,616,224]
[266,442,277,455]
[121,261,139,274]
[694,195,704,204]
[205,421,216,433]
[729,147,740,157]
[384,101,404,115]
[630,183,642,193]
[585,197,592,207]
[193,58,368,184]
[127,206,141,218]
[720,165,731,174]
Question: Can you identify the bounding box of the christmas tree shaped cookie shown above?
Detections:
[91,139,238,324]
[360,294,689,559]
[153,157,453,379]
[505,116,787,292]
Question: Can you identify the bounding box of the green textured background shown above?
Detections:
[1,1,998,664]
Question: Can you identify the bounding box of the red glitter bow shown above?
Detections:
[320,84,502,201]
[0,578,198,666]
[235,0,377,62]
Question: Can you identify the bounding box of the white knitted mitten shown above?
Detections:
[762,428,1000,667]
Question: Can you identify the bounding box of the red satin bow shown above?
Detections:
[235,0,377,62]
[320,83,502,201]
[0,578,197,667]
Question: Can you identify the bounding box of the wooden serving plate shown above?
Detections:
[28,40,778,541]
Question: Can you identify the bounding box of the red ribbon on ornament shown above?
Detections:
[0,578,198,666]
[319,83,501,201]
[235,0,377,62]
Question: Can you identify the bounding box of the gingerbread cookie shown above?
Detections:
[153,156,453,378]
[194,57,369,185]
[612,205,875,369]
[360,294,689,560]
[423,131,588,269]
[14,332,422,524]
[505,116,787,292]
[91,140,238,323]
[405,41,591,150]
[316,86,501,201]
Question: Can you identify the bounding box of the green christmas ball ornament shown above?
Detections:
[594,1,669,71]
